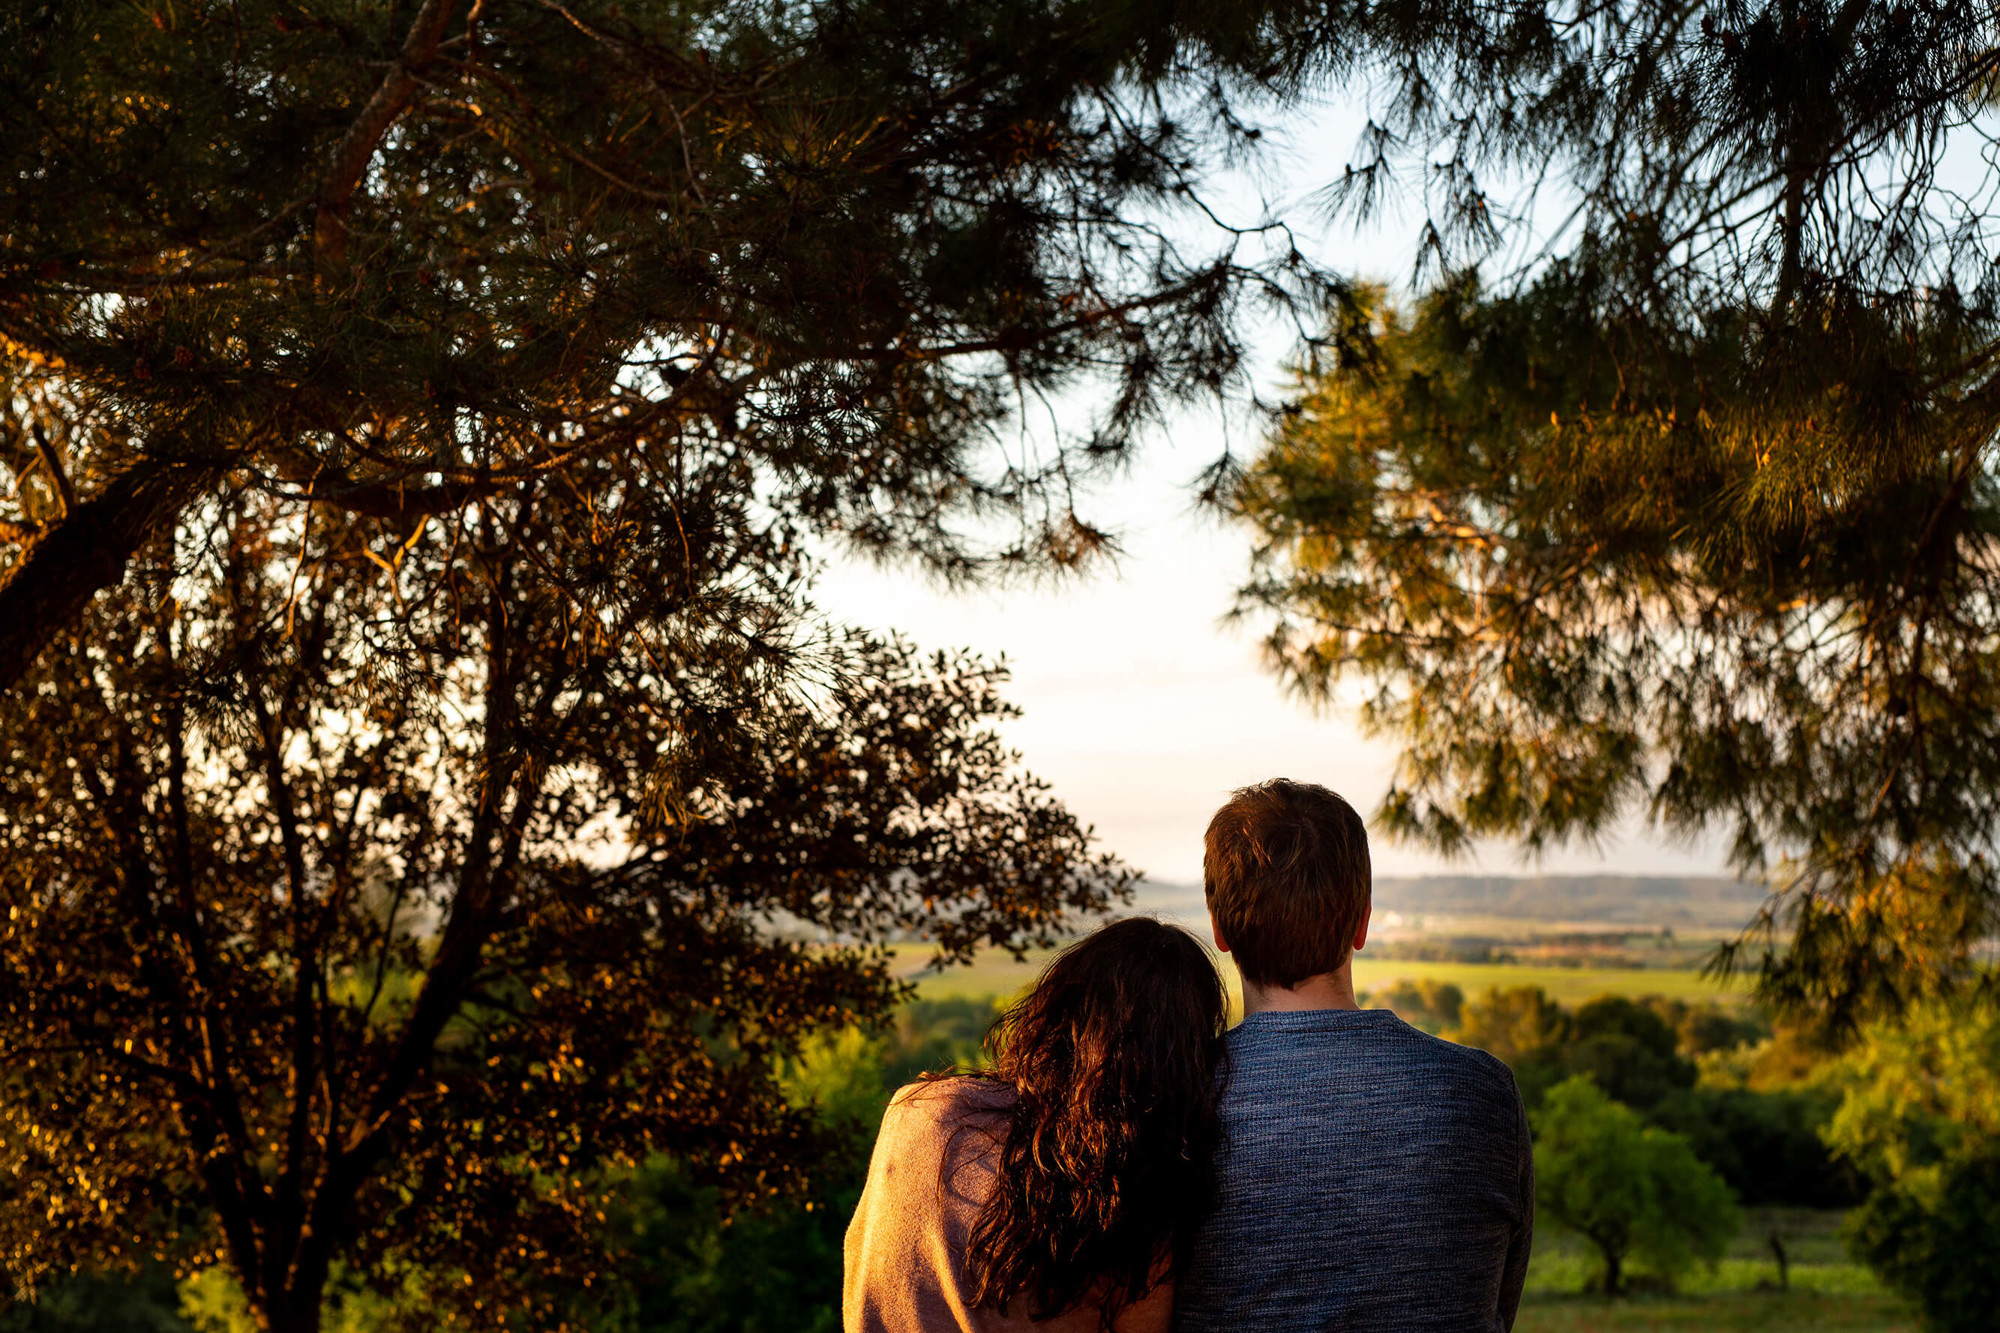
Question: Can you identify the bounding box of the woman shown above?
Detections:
[844,917,1228,1333]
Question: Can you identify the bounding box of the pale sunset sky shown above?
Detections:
[814,98,1733,890]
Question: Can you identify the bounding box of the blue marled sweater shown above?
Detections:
[1174,1008,1533,1332]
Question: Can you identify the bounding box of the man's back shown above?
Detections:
[1174,1009,1533,1333]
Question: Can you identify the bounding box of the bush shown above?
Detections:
[1532,1076,1740,1294]
[1449,986,1570,1067]
[1821,996,2000,1331]
[1452,989,1698,1111]
[1844,1155,2000,1333]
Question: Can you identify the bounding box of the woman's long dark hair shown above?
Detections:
[958,916,1226,1326]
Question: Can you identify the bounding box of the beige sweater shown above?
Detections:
[843,1079,1171,1333]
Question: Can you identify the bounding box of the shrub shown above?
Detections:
[1822,996,2000,1331]
[1844,1155,2000,1333]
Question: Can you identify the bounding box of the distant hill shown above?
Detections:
[1374,875,1766,929]
[1131,874,1767,932]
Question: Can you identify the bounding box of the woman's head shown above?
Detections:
[964,917,1227,1326]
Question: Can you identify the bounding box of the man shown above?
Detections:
[1173,779,1533,1332]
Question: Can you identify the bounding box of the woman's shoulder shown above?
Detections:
[884,1075,1015,1134]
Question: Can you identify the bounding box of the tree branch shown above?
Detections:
[29,422,75,518]
[0,456,222,694]
[315,0,461,272]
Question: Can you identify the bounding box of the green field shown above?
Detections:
[893,945,1751,1009]
[1351,957,1749,1006]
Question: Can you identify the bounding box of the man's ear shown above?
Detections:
[1352,904,1371,953]
[1209,911,1231,954]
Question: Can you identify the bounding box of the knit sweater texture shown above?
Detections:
[1173,1007,1534,1333]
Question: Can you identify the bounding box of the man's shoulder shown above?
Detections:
[1390,1022,1520,1099]
[1223,1010,1520,1109]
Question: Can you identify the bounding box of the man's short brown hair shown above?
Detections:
[1203,779,1371,990]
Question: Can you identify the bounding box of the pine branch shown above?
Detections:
[315,0,462,273]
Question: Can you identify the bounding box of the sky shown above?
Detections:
[812,98,1735,890]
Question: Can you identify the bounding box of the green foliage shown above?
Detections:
[774,998,997,1132]
[1212,0,2000,1023]
[1819,995,2000,1330]
[0,0,1338,690]
[562,999,995,1333]
[178,1265,415,1333]
[1821,997,2000,1183]
[91,999,998,1333]
[1368,977,1464,1033]
[1452,987,1848,1208]
[1844,1156,2000,1333]
[1651,1088,1858,1210]
[0,1268,190,1333]
[1234,275,2000,1022]
[1532,1076,1741,1295]
[1560,998,1697,1113]
[591,1159,857,1333]
[1448,986,1572,1067]
[0,489,1127,1332]
[1450,988,1696,1110]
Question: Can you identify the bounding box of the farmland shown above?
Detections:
[890,943,1753,1009]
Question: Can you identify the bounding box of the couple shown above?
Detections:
[845,779,1533,1332]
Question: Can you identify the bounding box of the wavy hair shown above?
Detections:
[957,917,1226,1326]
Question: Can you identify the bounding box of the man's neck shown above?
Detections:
[1239,962,1360,1016]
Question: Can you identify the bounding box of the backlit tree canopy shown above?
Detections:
[0,0,1348,688]
[1230,2,2000,1020]
[0,458,1125,1332]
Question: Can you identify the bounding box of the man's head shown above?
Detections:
[1203,779,1371,990]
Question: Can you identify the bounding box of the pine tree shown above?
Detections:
[0,0,1339,688]
[1227,1,2000,1021]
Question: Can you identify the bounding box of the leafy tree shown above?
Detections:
[597,997,998,1333]
[1448,987,1694,1108]
[1458,989,1847,1206]
[1641,998,1765,1061]
[1531,1075,1740,1295]
[0,469,1125,1333]
[1560,997,1695,1113]
[156,1000,1001,1333]
[1552,996,1696,1112]
[0,0,1349,690]
[1822,994,2000,1329]
[1227,0,2000,1020]
[1446,986,1570,1067]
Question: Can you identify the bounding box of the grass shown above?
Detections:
[891,945,1751,1009]
[1515,1291,1915,1332]
[1517,1209,1915,1333]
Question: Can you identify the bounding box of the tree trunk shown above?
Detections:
[253,1275,327,1333]
[1599,1242,1624,1296]
[0,455,217,691]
